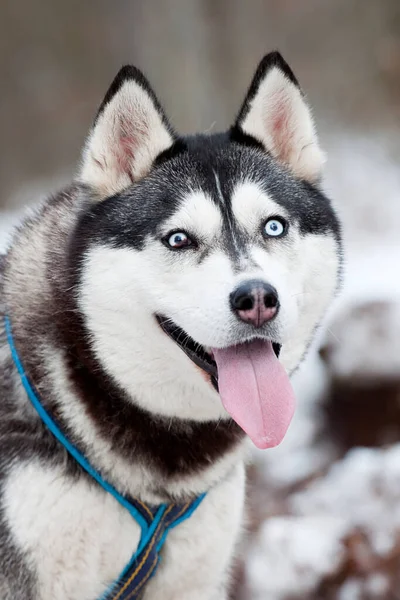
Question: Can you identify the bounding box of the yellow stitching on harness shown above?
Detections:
[135,499,154,522]
[112,504,175,600]
[124,555,158,600]
[164,502,191,527]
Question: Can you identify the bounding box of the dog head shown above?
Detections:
[73,53,341,449]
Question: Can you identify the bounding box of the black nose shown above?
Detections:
[230,280,279,328]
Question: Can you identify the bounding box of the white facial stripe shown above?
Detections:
[213,171,225,208]
[231,181,288,232]
[162,191,222,241]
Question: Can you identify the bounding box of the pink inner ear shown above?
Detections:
[116,115,150,177]
[118,135,136,174]
[266,90,294,164]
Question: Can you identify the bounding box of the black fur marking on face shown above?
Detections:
[185,135,340,239]
[75,127,340,259]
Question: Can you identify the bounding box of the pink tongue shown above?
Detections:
[212,341,295,449]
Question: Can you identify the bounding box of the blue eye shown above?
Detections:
[264,218,287,238]
[165,231,193,249]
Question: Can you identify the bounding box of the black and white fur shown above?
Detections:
[0,53,341,599]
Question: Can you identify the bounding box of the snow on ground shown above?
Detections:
[293,445,400,558]
[245,445,400,600]
[246,515,347,599]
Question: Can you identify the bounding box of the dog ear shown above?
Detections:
[79,66,175,199]
[232,52,324,182]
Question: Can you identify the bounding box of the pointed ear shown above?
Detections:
[233,52,325,182]
[79,66,175,199]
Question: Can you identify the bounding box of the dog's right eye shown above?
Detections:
[164,231,194,250]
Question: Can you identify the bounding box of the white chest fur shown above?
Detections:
[3,460,245,600]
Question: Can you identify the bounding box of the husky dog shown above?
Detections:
[0,52,341,600]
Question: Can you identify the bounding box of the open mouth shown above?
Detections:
[156,314,294,450]
[156,315,281,390]
[156,315,219,388]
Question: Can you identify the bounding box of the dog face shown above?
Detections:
[74,54,341,448]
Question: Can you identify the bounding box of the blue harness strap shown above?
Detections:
[4,316,205,600]
[105,498,204,600]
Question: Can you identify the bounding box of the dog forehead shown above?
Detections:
[162,190,223,237]
[231,181,288,229]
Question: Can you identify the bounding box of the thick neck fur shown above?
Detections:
[2,185,246,503]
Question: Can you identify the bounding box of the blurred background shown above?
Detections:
[2,1,400,598]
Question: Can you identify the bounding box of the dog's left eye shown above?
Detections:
[164,231,194,250]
